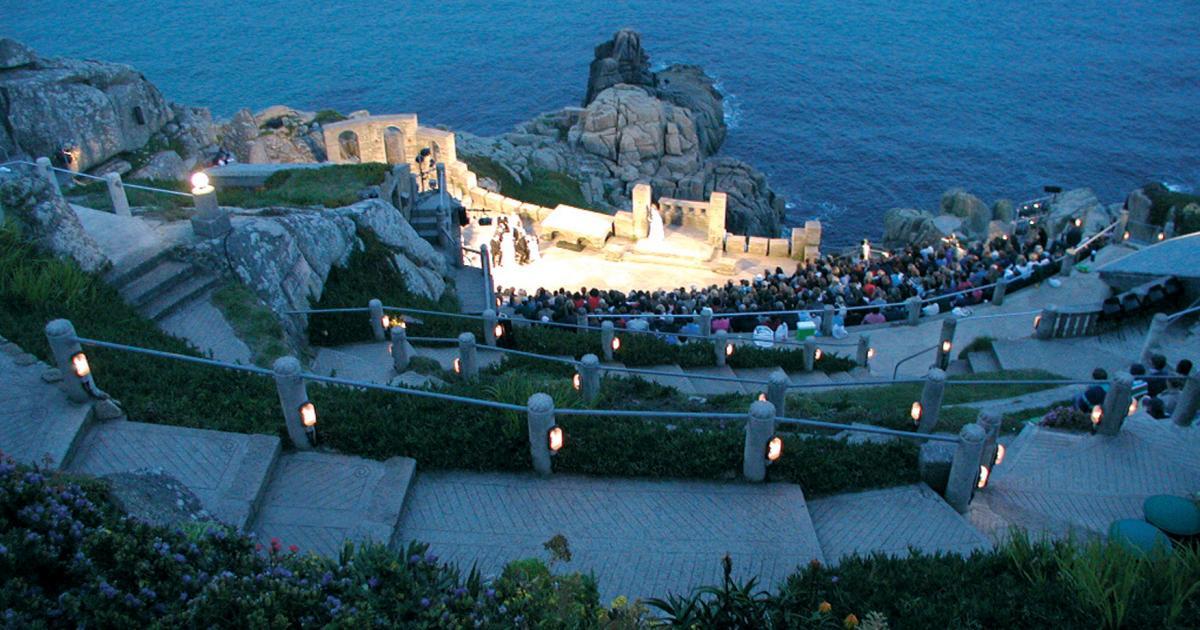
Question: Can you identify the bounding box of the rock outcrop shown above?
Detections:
[583,28,654,106]
[217,106,327,164]
[882,207,944,249]
[0,172,109,273]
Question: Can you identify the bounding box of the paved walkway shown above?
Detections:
[0,337,91,468]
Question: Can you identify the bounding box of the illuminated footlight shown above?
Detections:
[1123,231,1130,240]
[726,343,735,357]
[867,348,876,360]
[493,324,505,339]
[190,171,211,193]
[910,401,922,424]
[1157,232,1166,241]
[1073,218,1082,227]
[572,373,581,391]
[495,297,502,308]
[453,358,462,374]
[1002,234,1009,240]
[765,436,783,463]
[611,337,621,352]
[299,402,317,428]
[1091,405,1103,425]
[70,352,91,378]
[380,315,392,330]
[758,392,767,402]
[547,426,564,454]
[1033,314,1042,331]
[995,444,1006,466]
[940,340,952,354]
[814,348,823,361]
[1128,398,1138,416]
[977,465,990,489]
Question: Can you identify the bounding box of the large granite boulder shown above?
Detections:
[583,29,654,106]
[1046,188,1102,236]
[219,109,259,164]
[992,198,1014,223]
[333,199,448,279]
[0,38,172,172]
[883,207,942,249]
[572,84,702,176]
[941,188,991,236]
[655,65,726,157]
[0,173,109,273]
[131,150,187,181]
[698,158,784,235]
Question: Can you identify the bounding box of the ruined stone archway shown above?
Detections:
[384,127,406,165]
[337,130,361,162]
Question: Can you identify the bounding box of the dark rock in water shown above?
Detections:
[0,38,36,70]
[583,28,654,106]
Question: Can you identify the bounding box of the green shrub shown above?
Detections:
[223,163,390,209]
[1142,182,1200,227]
[461,154,593,210]
[1177,203,1200,235]
[211,283,289,367]
[312,109,348,125]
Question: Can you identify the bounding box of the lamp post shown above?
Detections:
[189,172,231,238]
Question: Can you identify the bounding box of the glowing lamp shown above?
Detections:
[1002,234,1009,240]
[758,392,767,402]
[995,444,1006,465]
[299,402,317,428]
[977,465,990,489]
[1122,231,1130,240]
[765,436,783,463]
[1157,232,1165,241]
[1073,218,1082,227]
[814,348,823,361]
[611,337,621,352]
[867,348,876,360]
[380,315,392,330]
[1091,405,1103,425]
[1033,314,1042,331]
[910,401,922,424]
[726,343,735,357]
[572,373,581,391]
[547,425,564,454]
[453,358,462,374]
[190,172,212,193]
[496,297,502,308]
[494,324,504,339]
[940,340,952,354]
[1128,398,1138,416]
[70,352,91,378]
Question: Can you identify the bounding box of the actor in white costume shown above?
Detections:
[648,203,665,242]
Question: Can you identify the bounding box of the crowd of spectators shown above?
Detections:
[1075,355,1195,421]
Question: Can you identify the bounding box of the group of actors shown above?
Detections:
[488,215,541,268]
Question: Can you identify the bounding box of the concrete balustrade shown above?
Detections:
[742,400,776,482]
[104,173,131,216]
[699,307,713,338]
[1034,305,1058,340]
[44,318,92,403]
[391,325,411,372]
[457,332,479,380]
[803,337,817,372]
[820,304,835,336]
[483,309,499,347]
[1172,371,1200,427]
[906,296,923,326]
[527,393,556,475]
[991,277,1008,306]
[714,330,729,367]
[857,335,872,367]
[272,356,314,450]
[578,354,601,402]
[945,423,986,513]
[917,368,947,434]
[935,318,957,370]
[369,299,386,341]
[601,321,616,362]
[1097,372,1133,436]
[767,371,789,417]
[1139,312,1170,366]
[35,157,61,195]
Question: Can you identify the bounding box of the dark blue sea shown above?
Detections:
[6,0,1198,246]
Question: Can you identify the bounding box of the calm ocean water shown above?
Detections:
[6,1,1198,246]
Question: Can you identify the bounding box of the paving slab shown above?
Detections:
[396,471,824,602]
[807,484,991,562]
[158,292,253,365]
[68,421,280,531]
[0,345,92,469]
[686,365,749,396]
[251,453,416,557]
[730,367,787,395]
[608,364,697,396]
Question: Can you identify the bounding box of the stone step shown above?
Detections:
[0,347,94,470]
[250,452,417,557]
[826,370,856,384]
[614,364,698,396]
[966,349,1001,374]
[686,365,748,396]
[945,358,972,377]
[143,273,220,321]
[104,246,176,288]
[120,260,197,307]
[787,370,833,392]
[67,420,282,531]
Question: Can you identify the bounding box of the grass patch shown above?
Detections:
[1143,181,1200,227]
[210,283,290,367]
[461,154,592,210]
[311,108,348,125]
[957,335,994,360]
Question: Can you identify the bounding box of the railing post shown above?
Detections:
[699,307,713,338]
[1034,305,1058,340]
[714,329,729,367]
[601,321,615,362]
[803,337,817,372]
[1097,372,1133,436]
[978,412,1002,472]
[742,400,776,482]
[272,356,313,450]
[934,318,957,370]
[578,354,601,403]
[945,423,986,513]
[575,311,588,332]
[527,392,555,475]
[457,332,479,380]
[1059,249,1075,276]
[44,319,91,403]
[35,157,61,195]
[767,371,789,417]
[905,296,923,326]
[857,334,872,368]
[104,173,131,217]
[482,308,498,347]
[917,367,947,434]
[1139,312,1170,366]
[991,277,1008,306]
[1171,370,1200,427]
[820,304,835,336]
[1116,210,1130,242]
[391,325,411,372]
[190,176,231,238]
[479,243,496,309]
[369,299,385,341]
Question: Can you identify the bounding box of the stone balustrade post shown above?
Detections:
[742,400,776,482]
[391,325,411,372]
[527,393,556,475]
[945,423,986,513]
[457,332,479,380]
[482,308,498,347]
[978,412,1002,470]
[803,337,817,372]
[36,157,61,195]
[991,277,1008,306]
[1059,250,1075,276]
[575,311,589,332]
[104,173,131,216]
[699,307,714,338]
[369,299,385,341]
[1097,372,1133,436]
[1171,371,1200,427]
[578,354,601,403]
[44,319,91,403]
[601,321,615,362]
[857,334,872,367]
[1139,312,1170,366]
[917,367,947,434]
[1034,305,1058,340]
[714,329,729,367]
[272,356,313,450]
[1116,210,1130,241]
[190,178,230,238]
[905,296,923,326]
[767,371,789,417]
[935,318,957,370]
[820,304,835,336]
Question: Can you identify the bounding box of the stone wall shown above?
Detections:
[322,113,457,168]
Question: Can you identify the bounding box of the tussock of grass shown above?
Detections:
[210,283,290,367]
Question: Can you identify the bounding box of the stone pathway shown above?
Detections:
[159,294,253,364]
[0,337,91,468]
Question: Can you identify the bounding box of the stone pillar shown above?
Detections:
[391,325,411,372]
[1139,312,1170,366]
[707,191,727,245]
[35,157,61,195]
[905,296,923,326]
[44,319,91,403]
[527,393,556,475]
[790,227,807,261]
[742,400,776,482]
[699,307,714,338]
[945,423,986,513]
[714,330,729,367]
[190,181,231,238]
[578,354,601,403]
[1034,305,1058,340]
[272,356,313,450]
[457,332,479,380]
[1097,372,1133,436]
[436,162,447,197]
[917,368,947,434]
[1171,371,1200,427]
[104,173,131,217]
[977,412,1002,471]
[575,312,588,332]
[369,299,386,341]
[857,335,872,367]
[935,318,957,370]
[601,321,616,362]
[767,371,789,418]
[483,309,498,347]
[991,277,1008,306]
[632,182,651,240]
[479,244,496,309]
[803,220,822,261]
[1059,249,1075,276]
[820,304,835,337]
[803,337,817,372]
[1116,209,1130,241]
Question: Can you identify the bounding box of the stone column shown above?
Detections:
[742,400,776,482]
[820,304,835,337]
[272,356,313,450]
[44,319,91,403]
[104,173,131,217]
[578,354,601,403]
[391,325,411,372]
[714,330,729,367]
[935,318,957,370]
[699,307,714,338]
[905,296,923,326]
[803,220,822,261]
[917,367,947,434]
[977,412,1002,471]
[707,191,727,245]
[632,182,651,240]
[1097,372,1133,436]
[369,299,386,341]
[803,337,817,372]
[1116,209,1130,241]
[1171,371,1200,427]
[35,157,61,195]
[601,321,616,362]
[483,309,498,347]
[1059,249,1075,276]
[457,332,479,380]
[767,371,789,418]
[857,335,872,367]
[1139,312,1170,366]
[575,312,589,332]
[991,277,1009,306]
[190,180,231,238]
[945,423,986,513]
[527,393,556,475]
[1034,305,1058,340]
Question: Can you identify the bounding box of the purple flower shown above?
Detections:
[453,587,467,599]
[485,588,495,599]
[367,577,380,589]
[830,575,839,583]
[409,554,421,565]
[173,553,186,563]
[0,544,7,555]
[424,552,438,564]
[420,597,431,609]
[99,582,118,599]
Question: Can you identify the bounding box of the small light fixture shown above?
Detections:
[910,401,922,424]
[765,436,783,463]
[1033,314,1042,330]
[380,315,392,330]
[495,297,502,308]
[1002,234,1009,240]
[1073,218,1082,227]
[1128,398,1138,416]
[572,373,581,391]
[299,402,317,428]
[70,352,91,378]
[190,171,211,193]
[813,347,822,361]
[547,425,564,454]
[995,444,1006,465]
[1091,405,1103,425]
[493,324,504,339]
[726,343,735,357]
[867,348,876,360]
[1157,232,1165,241]
[940,340,951,354]
[611,337,621,352]
[1122,231,1130,240]
[453,358,462,374]
[758,392,767,402]
[977,465,990,489]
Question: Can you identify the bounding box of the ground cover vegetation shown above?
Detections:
[461,154,593,211]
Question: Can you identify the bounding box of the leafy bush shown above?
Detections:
[1040,405,1093,432]
[312,109,348,125]
[1142,182,1200,227]
[461,154,593,211]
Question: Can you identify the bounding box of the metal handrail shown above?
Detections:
[776,415,960,443]
[892,344,937,380]
[1167,302,1200,324]
[3,158,195,198]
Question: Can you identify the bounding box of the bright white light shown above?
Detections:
[190,172,210,191]
[766,436,783,462]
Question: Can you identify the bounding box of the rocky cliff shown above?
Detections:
[0,172,109,273]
